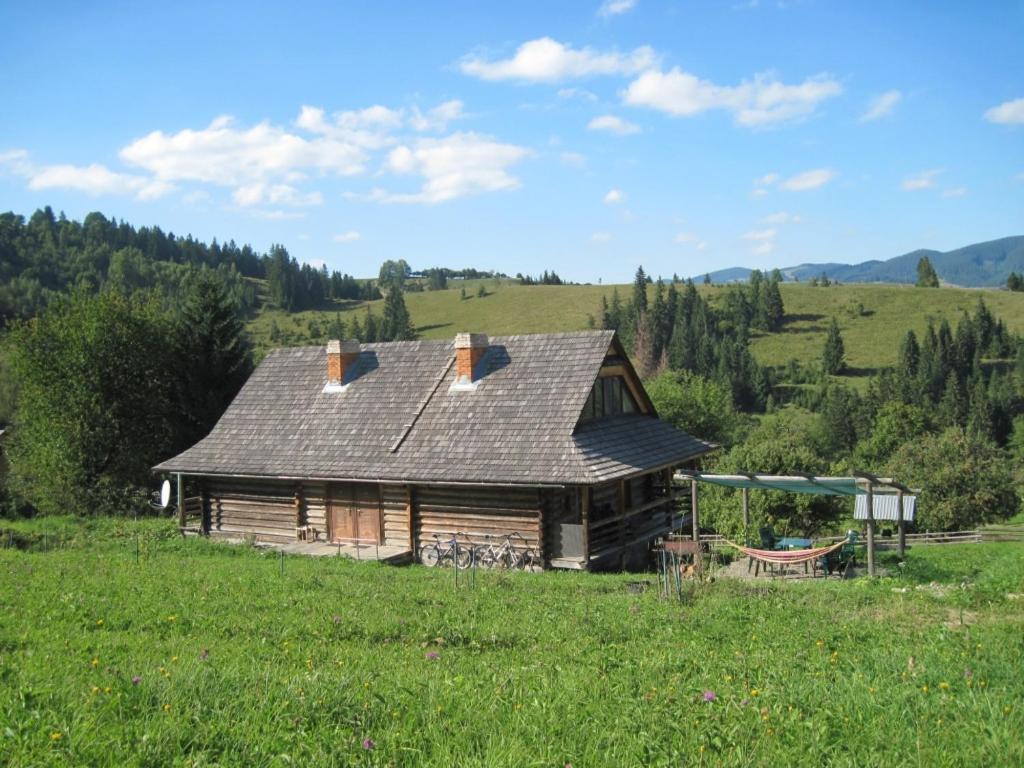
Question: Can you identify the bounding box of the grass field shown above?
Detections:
[246,281,1024,379]
[2,518,1022,766]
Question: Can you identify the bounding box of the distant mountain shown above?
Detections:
[702,236,1024,288]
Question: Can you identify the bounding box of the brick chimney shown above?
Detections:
[454,333,488,386]
[325,339,360,390]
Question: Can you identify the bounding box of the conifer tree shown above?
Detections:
[632,266,648,316]
[822,318,846,375]
[381,283,415,341]
[916,256,940,288]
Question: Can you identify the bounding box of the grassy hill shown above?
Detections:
[247,280,1024,379]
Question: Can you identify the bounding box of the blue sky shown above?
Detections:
[1,0,1021,282]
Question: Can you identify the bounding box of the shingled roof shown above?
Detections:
[154,331,713,486]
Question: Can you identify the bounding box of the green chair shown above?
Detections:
[821,530,859,578]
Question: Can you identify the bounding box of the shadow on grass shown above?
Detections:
[416,322,453,333]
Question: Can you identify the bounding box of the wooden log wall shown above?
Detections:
[380,484,411,549]
[588,470,678,566]
[204,477,326,543]
[414,485,542,557]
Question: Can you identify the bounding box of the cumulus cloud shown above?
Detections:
[232,182,322,208]
[604,188,625,204]
[587,114,641,135]
[761,211,801,224]
[743,227,777,255]
[623,68,841,127]
[409,100,465,132]
[333,231,361,242]
[983,97,1024,125]
[460,37,655,82]
[902,169,942,191]
[375,132,531,204]
[598,0,638,16]
[860,90,902,122]
[0,150,173,200]
[754,168,836,194]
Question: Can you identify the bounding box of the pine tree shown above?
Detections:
[938,372,967,427]
[381,283,415,341]
[174,271,254,448]
[362,307,378,343]
[899,329,920,377]
[632,266,648,316]
[822,318,846,375]
[327,313,345,340]
[916,256,940,288]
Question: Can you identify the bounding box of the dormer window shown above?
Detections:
[580,376,639,421]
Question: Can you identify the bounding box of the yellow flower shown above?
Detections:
[50,732,62,742]
[166,615,176,622]
[816,640,824,648]
[171,656,178,662]
[869,687,876,695]
[90,686,99,695]
[750,689,760,697]
[939,681,950,690]
[724,675,733,682]
[699,745,705,753]
[103,687,111,694]
[163,703,171,712]
[95,619,104,626]
[921,685,929,694]
[91,658,99,668]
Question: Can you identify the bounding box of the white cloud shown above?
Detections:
[409,100,465,132]
[860,90,902,122]
[560,151,587,168]
[232,182,322,207]
[460,37,655,82]
[121,114,369,189]
[587,114,641,135]
[604,188,625,204]
[28,161,173,200]
[743,227,777,255]
[598,0,638,17]
[761,210,801,224]
[902,169,942,191]
[942,187,967,198]
[251,209,306,220]
[375,132,531,204]
[779,168,837,191]
[983,97,1024,125]
[623,68,841,126]
[557,87,598,102]
[754,168,836,194]
[674,232,707,249]
[333,231,361,242]
[590,231,612,242]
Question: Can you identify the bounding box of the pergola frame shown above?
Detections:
[675,470,918,577]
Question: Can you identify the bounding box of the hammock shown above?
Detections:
[722,539,846,565]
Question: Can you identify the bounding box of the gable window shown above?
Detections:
[581,376,639,420]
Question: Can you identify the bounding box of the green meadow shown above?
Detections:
[246,281,1024,378]
[1,518,1022,767]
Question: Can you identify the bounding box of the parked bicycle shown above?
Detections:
[477,532,538,571]
[420,532,472,569]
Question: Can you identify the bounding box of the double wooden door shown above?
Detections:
[328,483,381,544]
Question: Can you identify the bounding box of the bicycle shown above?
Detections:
[479,532,538,570]
[420,532,472,569]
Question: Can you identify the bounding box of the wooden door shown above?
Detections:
[328,483,381,544]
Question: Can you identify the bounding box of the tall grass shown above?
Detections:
[1,519,1021,766]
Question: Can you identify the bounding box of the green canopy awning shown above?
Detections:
[676,473,907,497]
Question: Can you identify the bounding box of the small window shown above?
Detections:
[581,375,641,421]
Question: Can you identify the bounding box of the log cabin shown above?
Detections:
[154,331,714,569]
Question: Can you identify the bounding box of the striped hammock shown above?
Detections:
[723,539,846,565]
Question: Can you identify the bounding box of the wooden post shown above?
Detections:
[537,489,545,566]
[741,487,750,535]
[176,473,185,529]
[897,490,906,557]
[866,483,875,577]
[406,486,416,555]
[581,486,591,568]
[691,479,699,542]
[663,469,673,530]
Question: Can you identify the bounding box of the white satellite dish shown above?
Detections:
[159,480,171,509]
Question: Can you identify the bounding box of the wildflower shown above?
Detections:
[816,640,824,648]
[171,656,179,662]
[131,676,141,686]
[199,648,209,661]
[750,689,760,697]
[91,686,99,695]
[921,685,929,694]
[166,615,176,622]
[425,651,440,660]
[869,687,876,695]
[91,658,99,668]
[629,605,640,615]
[103,687,111,694]
[740,698,750,707]
[332,615,342,624]
[95,619,104,627]
[362,738,375,750]
[724,675,732,682]
[163,704,171,712]
[939,681,950,690]
[50,732,62,742]
[702,690,717,702]
[964,669,973,679]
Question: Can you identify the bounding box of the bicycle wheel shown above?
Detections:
[455,544,473,569]
[420,544,441,567]
[518,548,539,571]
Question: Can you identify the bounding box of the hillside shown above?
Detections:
[247,280,1024,377]
[704,235,1024,287]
